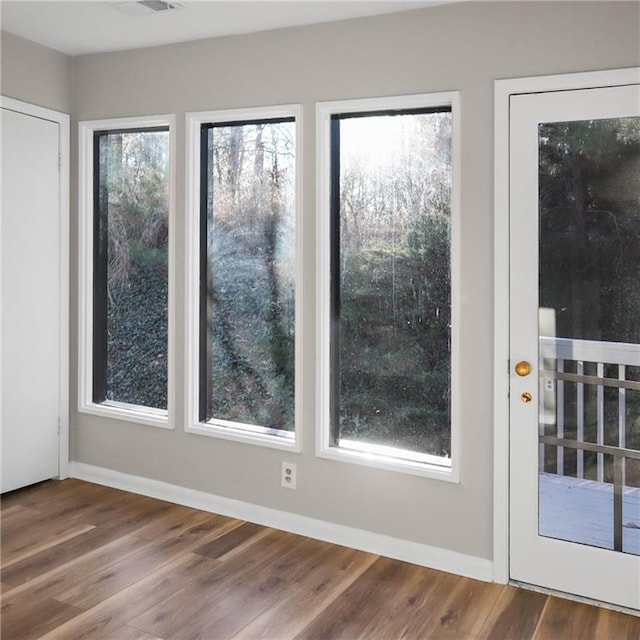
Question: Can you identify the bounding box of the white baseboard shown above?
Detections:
[69,461,493,582]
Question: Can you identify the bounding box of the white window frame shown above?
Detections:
[316,92,461,480]
[185,105,303,452]
[78,115,175,428]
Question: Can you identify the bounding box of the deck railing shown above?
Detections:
[538,336,640,551]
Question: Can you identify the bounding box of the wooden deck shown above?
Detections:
[540,472,640,555]
[2,479,639,639]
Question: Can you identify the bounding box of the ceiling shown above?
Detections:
[0,1,448,56]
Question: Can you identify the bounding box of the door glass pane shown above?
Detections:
[538,117,640,554]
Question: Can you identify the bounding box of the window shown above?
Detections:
[317,94,460,478]
[79,117,173,427]
[186,106,302,450]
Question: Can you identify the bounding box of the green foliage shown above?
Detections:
[101,130,169,295]
[205,122,296,431]
[338,111,453,457]
[539,117,640,344]
[106,258,168,408]
[101,130,169,409]
[339,217,451,456]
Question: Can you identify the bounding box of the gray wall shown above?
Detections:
[1,31,72,113]
[20,2,640,563]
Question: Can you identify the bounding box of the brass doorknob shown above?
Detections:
[515,361,532,377]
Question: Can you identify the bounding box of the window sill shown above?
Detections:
[186,420,301,453]
[79,401,171,429]
[317,440,458,482]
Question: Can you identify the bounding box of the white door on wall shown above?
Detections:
[509,82,640,610]
[1,105,64,492]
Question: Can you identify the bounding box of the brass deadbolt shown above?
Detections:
[521,392,533,403]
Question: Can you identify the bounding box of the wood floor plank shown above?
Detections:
[7,481,164,532]
[132,508,244,553]
[168,534,372,640]
[2,494,187,587]
[534,596,603,640]
[1,593,83,640]
[165,570,290,640]
[1,484,161,571]
[295,556,446,640]
[128,529,311,639]
[593,606,640,640]
[2,523,96,568]
[1,480,125,522]
[36,553,222,640]
[101,625,164,640]
[1,500,88,546]
[127,502,224,541]
[71,492,175,531]
[57,517,245,610]
[1,524,134,586]
[2,533,159,604]
[173,537,367,640]
[477,586,548,640]
[417,576,505,639]
[231,542,379,640]
[357,567,460,640]
[3,512,241,610]
[193,521,267,559]
[0,503,38,521]
[298,558,501,640]
[1,479,86,511]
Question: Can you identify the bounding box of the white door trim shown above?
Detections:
[1,96,70,481]
[492,67,640,586]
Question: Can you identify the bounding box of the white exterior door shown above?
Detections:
[509,83,640,610]
[1,103,67,492]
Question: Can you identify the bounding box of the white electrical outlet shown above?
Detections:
[281,462,296,489]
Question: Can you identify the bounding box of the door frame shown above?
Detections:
[1,96,70,482]
[493,67,640,587]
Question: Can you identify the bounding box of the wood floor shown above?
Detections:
[1,480,639,640]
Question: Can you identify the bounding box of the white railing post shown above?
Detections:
[619,364,626,450]
[576,360,585,479]
[597,361,604,483]
[557,358,564,475]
